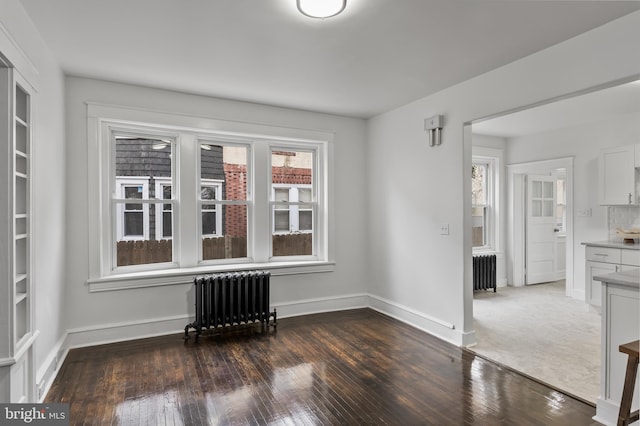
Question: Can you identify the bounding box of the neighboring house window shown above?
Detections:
[116,178,149,241]
[272,185,313,234]
[88,107,330,279]
[472,158,495,250]
[200,181,223,237]
[154,178,172,240]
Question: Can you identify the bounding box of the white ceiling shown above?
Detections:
[18,0,640,118]
[473,80,640,138]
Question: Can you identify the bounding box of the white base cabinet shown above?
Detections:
[585,245,640,307]
[593,271,639,426]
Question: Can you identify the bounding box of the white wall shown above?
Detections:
[366,11,640,346]
[0,0,67,397]
[64,77,369,345]
[507,110,640,299]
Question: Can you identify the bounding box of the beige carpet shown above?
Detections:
[471,281,601,404]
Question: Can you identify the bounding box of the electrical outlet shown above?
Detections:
[439,223,449,235]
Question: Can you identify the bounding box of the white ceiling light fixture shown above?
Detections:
[297,0,346,19]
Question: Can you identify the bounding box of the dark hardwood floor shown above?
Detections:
[46,309,598,425]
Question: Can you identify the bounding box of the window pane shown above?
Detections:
[202,205,247,260]
[115,137,173,267]
[543,181,554,198]
[543,200,554,217]
[472,206,486,247]
[124,186,143,199]
[124,211,143,236]
[162,211,172,238]
[275,188,289,202]
[271,150,314,257]
[299,209,313,231]
[125,202,142,211]
[201,186,217,200]
[299,188,312,203]
[532,181,542,198]
[202,210,217,235]
[275,210,290,232]
[201,143,247,201]
[471,164,487,205]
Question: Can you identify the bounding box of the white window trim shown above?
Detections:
[269,144,321,261]
[87,103,334,289]
[115,177,150,241]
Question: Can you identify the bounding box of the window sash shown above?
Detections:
[472,156,495,252]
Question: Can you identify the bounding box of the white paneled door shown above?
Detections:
[526,175,557,285]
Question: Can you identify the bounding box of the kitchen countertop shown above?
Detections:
[582,240,640,250]
[593,268,640,289]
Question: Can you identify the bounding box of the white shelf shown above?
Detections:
[15,292,27,304]
[15,115,27,127]
[15,233,27,240]
[15,172,27,180]
[15,150,27,158]
[15,274,27,283]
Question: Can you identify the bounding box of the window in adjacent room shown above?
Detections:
[472,158,495,250]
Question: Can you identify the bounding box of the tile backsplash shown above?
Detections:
[608,205,640,240]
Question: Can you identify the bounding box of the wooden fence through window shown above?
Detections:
[117,234,312,266]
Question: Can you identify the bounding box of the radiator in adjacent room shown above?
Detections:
[473,254,496,292]
[184,271,276,338]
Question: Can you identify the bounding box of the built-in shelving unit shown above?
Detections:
[0,62,36,403]
[14,83,30,348]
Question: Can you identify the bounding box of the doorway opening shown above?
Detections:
[465,79,640,404]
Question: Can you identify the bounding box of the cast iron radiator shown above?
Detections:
[184,271,276,338]
[473,254,496,292]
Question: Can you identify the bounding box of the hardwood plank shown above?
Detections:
[45,309,599,425]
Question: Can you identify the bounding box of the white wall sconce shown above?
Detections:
[297,0,347,19]
[424,115,444,147]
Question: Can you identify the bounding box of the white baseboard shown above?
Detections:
[66,314,190,349]
[274,293,369,319]
[367,294,472,347]
[37,334,68,402]
[572,288,586,302]
[594,397,618,426]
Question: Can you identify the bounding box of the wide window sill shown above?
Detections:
[87,261,335,293]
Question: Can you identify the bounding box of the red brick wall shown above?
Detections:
[224,163,247,237]
[271,166,312,185]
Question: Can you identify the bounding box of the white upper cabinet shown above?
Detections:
[636,143,640,168]
[598,145,637,205]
